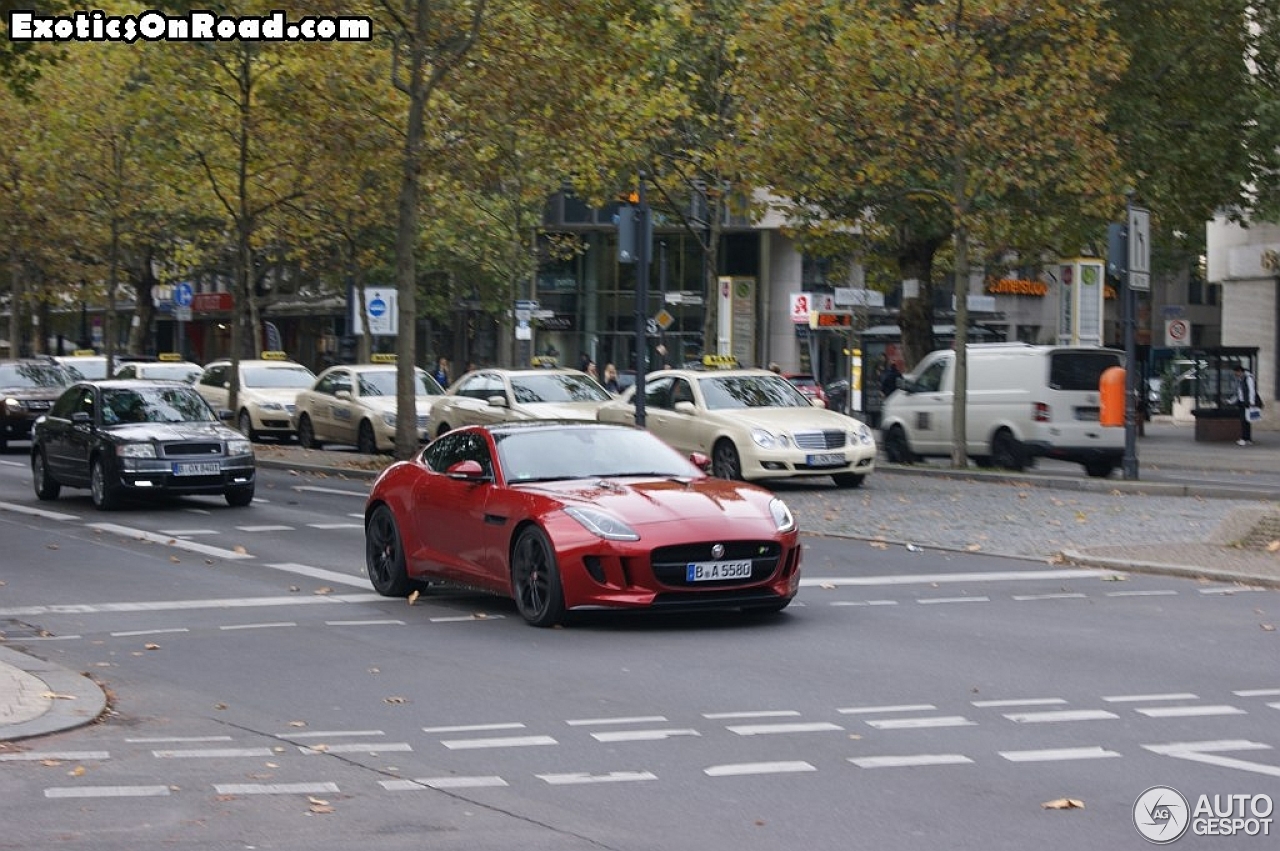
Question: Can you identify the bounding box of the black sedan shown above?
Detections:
[31,380,256,510]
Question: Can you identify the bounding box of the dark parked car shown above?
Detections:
[1,359,76,451]
[31,380,256,510]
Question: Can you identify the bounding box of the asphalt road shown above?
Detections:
[0,455,1277,850]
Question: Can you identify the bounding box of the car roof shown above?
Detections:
[646,367,781,380]
[467,420,638,436]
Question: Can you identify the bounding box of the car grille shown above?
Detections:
[792,430,847,450]
[22,399,52,411]
[162,442,224,458]
[650,541,782,587]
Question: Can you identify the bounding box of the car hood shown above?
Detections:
[244,388,305,406]
[105,422,244,443]
[1,385,64,400]
[705,406,860,433]
[514,401,606,420]
[516,477,777,526]
[361,397,438,416]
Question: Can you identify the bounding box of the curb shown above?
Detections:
[0,645,108,742]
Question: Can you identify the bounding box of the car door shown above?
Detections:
[327,369,358,444]
[197,364,230,415]
[657,376,705,455]
[411,431,496,585]
[636,376,685,450]
[49,385,100,486]
[905,356,953,455]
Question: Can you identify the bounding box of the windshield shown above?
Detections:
[698,374,812,410]
[357,369,444,397]
[496,427,699,482]
[101,386,218,425]
[61,359,108,380]
[142,364,201,383]
[0,362,73,388]
[241,365,315,389]
[511,373,610,404]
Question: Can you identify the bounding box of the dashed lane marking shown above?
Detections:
[999,746,1121,762]
[849,754,973,769]
[299,743,413,755]
[293,485,368,498]
[1004,709,1118,723]
[423,723,525,734]
[0,501,80,521]
[1135,705,1246,718]
[382,776,507,790]
[798,569,1106,587]
[214,782,341,796]
[1235,688,1280,697]
[591,729,700,743]
[538,771,658,785]
[87,522,253,560]
[307,523,364,530]
[703,710,800,719]
[110,628,189,637]
[235,525,294,532]
[1012,593,1088,601]
[152,748,274,759]
[864,716,975,730]
[971,698,1067,708]
[219,622,295,631]
[1103,693,1198,703]
[441,735,557,750]
[704,761,816,777]
[45,786,170,798]
[264,562,371,589]
[566,716,668,726]
[0,751,110,762]
[725,722,843,736]
[838,704,936,715]
[284,730,384,739]
[0,594,381,617]
[918,596,990,604]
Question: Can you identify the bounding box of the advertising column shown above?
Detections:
[1057,258,1105,346]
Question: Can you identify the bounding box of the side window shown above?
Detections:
[315,372,343,395]
[116,364,135,379]
[201,365,226,388]
[456,376,484,400]
[644,376,673,410]
[73,387,101,423]
[424,432,493,476]
[49,387,80,419]
[915,360,948,393]
[670,378,694,407]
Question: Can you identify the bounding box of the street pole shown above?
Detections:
[633,176,650,427]
[1123,194,1139,480]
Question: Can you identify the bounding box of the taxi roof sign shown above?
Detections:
[158,352,184,361]
[701,354,739,369]
[370,353,397,363]
[72,349,97,357]
[261,351,290,360]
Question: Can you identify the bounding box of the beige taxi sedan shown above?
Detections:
[427,368,613,436]
[596,368,877,487]
[293,364,444,453]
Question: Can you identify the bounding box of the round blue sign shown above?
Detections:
[368,297,387,317]
[173,282,194,307]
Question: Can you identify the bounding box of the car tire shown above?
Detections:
[90,456,122,511]
[1084,460,1115,479]
[711,439,743,480]
[297,414,316,449]
[238,409,259,442]
[435,422,451,438]
[32,450,61,501]
[883,425,914,464]
[511,525,566,628]
[990,429,1026,471]
[831,473,865,488]
[365,503,413,597]
[225,486,254,507]
[357,420,378,455]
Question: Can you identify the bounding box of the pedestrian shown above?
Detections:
[432,356,450,388]
[880,360,902,399]
[586,361,599,380]
[603,363,620,393]
[1233,364,1262,446]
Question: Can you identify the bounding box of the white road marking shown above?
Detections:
[591,729,700,743]
[1004,709,1118,723]
[1135,705,1246,718]
[45,786,170,798]
[566,716,668,726]
[325,619,404,626]
[219,622,296,631]
[382,776,507,790]
[423,722,524,734]
[538,771,658,785]
[971,698,1067,708]
[0,459,23,467]
[999,746,1120,762]
[127,736,232,743]
[799,569,1106,587]
[1103,693,1198,703]
[1012,593,1088,601]
[0,751,109,762]
[703,710,800,719]
[1235,688,1280,697]
[0,595,381,617]
[294,485,368,497]
[214,782,341,796]
[110,628,189,637]
[299,742,412,755]
[307,523,364,530]
[0,502,80,521]
[285,730,384,739]
[1144,740,1280,778]
[264,562,371,588]
[1270,703,1280,711]
[849,754,974,768]
[441,735,557,750]
[1106,590,1178,597]
[830,600,899,606]
[838,704,936,715]
[918,596,990,604]
[157,529,218,536]
[87,523,254,560]
[864,716,975,730]
[726,722,843,736]
[153,748,274,759]
[236,525,295,532]
[18,634,81,641]
[429,614,504,623]
[705,761,816,777]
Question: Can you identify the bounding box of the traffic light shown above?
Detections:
[616,204,637,264]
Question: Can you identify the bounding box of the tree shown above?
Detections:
[737,0,1127,466]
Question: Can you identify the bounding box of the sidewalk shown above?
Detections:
[3,417,1278,743]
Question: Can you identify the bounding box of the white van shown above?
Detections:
[879,343,1125,478]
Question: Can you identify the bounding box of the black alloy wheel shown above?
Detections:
[511,526,565,628]
[225,486,254,507]
[32,451,61,500]
[297,414,316,449]
[711,439,743,480]
[238,409,259,442]
[990,429,1026,471]
[357,420,378,455]
[90,457,122,510]
[884,425,913,464]
[366,504,412,596]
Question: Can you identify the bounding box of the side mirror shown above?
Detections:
[71,411,91,425]
[689,452,712,472]
[217,409,235,421]
[810,398,826,408]
[674,401,697,415]
[445,459,489,480]
[486,395,508,408]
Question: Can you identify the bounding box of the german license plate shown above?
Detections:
[686,560,753,582]
[173,462,221,476]
[806,452,846,467]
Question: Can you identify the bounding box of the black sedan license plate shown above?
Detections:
[173,462,222,477]
[686,560,753,582]
[806,452,846,467]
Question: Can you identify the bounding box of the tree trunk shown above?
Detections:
[897,239,940,370]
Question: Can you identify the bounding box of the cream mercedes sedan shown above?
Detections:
[596,368,877,487]
[293,364,445,453]
[427,368,613,436]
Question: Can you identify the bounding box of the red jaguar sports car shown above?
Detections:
[363,421,802,626]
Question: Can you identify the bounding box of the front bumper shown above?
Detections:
[117,458,256,495]
[742,444,878,480]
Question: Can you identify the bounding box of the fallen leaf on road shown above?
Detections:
[1262,624,1276,632]
[46,543,58,550]
[68,766,85,777]
[214,702,228,710]
[1101,574,1127,581]
[40,759,62,767]
[169,556,181,563]
[288,720,307,728]
[820,582,837,590]
[1042,798,1084,810]
[1268,540,1280,552]
[869,541,888,549]
[313,586,334,595]
[965,544,982,551]
[233,545,248,555]
[39,692,76,701]
[384,696,407,704]
[144,643,161,650]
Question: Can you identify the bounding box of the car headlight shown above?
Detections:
[851,426,874,446]
[751,428,791,449]
[769,498,796,532]
[117,443,157,458]
[382,413,397,428]
[257,402,285,411]
[226,439,252,456]
[4,397,21,413]
[564,506,640,541]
